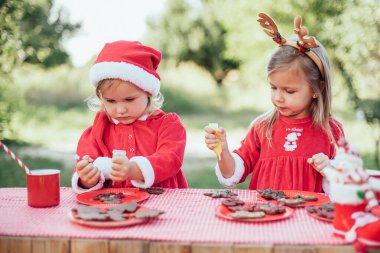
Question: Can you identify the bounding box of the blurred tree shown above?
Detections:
[145,0,240,86]
[331,1,380,166]
[0,0,80,139]
[289,0,380,166]
[218,0,380,165]
[146,0,379,164]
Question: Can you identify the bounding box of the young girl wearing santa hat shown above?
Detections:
[72,40,188,193]
[204,13,345,192]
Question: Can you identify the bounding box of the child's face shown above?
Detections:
[268,69,314,119]
[99,80,149,124]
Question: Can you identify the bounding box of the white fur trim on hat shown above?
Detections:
[130,156,155,188]
[215,152,245,187]
[90,61,160,96]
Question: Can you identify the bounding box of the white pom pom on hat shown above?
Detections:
[89,40,162,96]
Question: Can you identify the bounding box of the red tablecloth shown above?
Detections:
[0,187,348,245]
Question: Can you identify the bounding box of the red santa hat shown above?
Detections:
[89,40,162,96]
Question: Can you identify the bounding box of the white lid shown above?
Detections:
[208,123,219,130]
[112,150,127,156]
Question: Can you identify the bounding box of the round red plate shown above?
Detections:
[257,190,330,207]
[69,206,149,228]
[76,188,150,207]
[306,210,333,223]
[215,202,294,222]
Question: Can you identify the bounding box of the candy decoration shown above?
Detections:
[0,141,31,174]
[324,138,380,246]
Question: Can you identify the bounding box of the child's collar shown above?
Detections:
[111,114,149,125]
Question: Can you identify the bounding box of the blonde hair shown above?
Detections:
[86,79,164,114]
[258,38,338,144]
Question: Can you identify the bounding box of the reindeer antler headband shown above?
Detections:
[257,13,325,79]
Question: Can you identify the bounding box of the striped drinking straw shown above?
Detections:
[0,141,31,174]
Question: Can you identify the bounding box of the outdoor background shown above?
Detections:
[0,0,379,189]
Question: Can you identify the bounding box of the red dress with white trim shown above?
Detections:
[234,115,344,192]
[73,110,188,189]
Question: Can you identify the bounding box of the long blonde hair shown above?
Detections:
[258,38,338,143]
[86,79,164,114]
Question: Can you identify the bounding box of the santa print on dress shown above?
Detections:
[283,132,301,152]
[283,127,303,152]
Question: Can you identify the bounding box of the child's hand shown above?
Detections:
[307,153,330,174]
[110,156,131,182]
[204,124,228,158]
[76,155,100,188]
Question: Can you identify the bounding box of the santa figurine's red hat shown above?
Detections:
[89,40,162,96]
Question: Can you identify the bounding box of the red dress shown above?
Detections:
[74,110,188,189]
[234,115,344,192]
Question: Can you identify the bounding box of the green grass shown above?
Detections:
[2,147,377,189]
[2,60,379,190]
[0,153,72,187]
[0,146,249,189]
[184,168,251,189]
[1,108,379,188]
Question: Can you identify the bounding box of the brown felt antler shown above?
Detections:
[257,13,286,44]
[294,16,319,50]
[257,13,325,78]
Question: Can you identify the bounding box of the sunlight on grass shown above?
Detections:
[0,146,249,189]
[0,152,72,187]
[11,107,95,150]
[184,168,251,189]
[9,105,379,170]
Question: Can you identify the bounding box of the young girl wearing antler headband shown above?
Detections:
[204,13,345,192]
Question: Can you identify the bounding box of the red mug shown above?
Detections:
[26,169,60,207]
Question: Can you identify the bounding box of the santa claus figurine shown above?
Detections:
[321,138,380,246]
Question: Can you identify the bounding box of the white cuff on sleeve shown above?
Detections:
[215,152,245,187]
[93,157,112,179]
[130,156,155,188]
[71,171,105,194]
